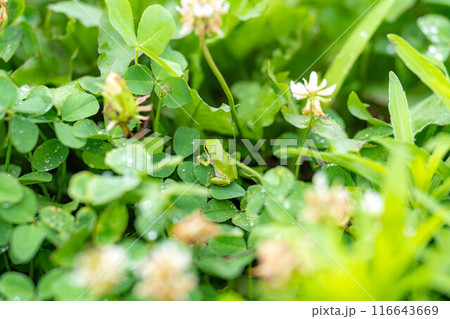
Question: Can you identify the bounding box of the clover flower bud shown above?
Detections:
[177,0,229,37]
[134,241,197,300]
[172,210,219,246]
[74,245,127,297]
[290,71,336,116]
[102,72,152,133]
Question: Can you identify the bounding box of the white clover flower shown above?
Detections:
[361,189,384,216]
[290,71,336,116]
[254,239,301,285]
[74,245,127,296]
[134,241,197,301]
[177,0,230,37]
[172,210,219,246]
[0,0,7,29]
[302,172,352,227]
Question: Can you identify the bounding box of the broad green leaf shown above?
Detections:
[177,162,198,184]
[388,34,450,108]
[325,0,396,100]
[176,89,234,135]
[98,12,135,77]
[388,72,414,144]
[68,171,140,206]
[61,93,100,122]
[37,268,68,300]
[0,172,23,205]
[229,0,269,20]
[282,106,365,153]
[18,172,53,186]
[196,252,254,280]
[151,47,187,80]
[77,76,103,95]
[123,65,154,95]
[411,95,450,133]
[149,153,182,178]
[0,75,20,113]
[13,86,53,116]
[0,272,34,301]
[203,199,238,222]
[10,224,47,264]
[55,122,87,149]
[232,210,260,232]
[0,187,37,224]
[137,5,176,56]
[347,92,390,127]
[418,14,450,61]
[39,206,75,234]
[0,24,23,62]
[0,164,21,178]
[76,207,97,232]
[51,230,90,267]
[262,166,295,197]
[48,1,103,28]
[140,46,182,77]
[209,235,247,256]
[94,203,129,245]
[32,139,69,172]
[105,0,137,46]
[354,126,393,141]
[173,127,200,157]
[161,77,191,108]
[0,220,12,246]
[10,116,39,153]
[7,0,25,22]
[210,182,245,200]
[72,119,100,138]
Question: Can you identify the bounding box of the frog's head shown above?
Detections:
[204,139,223,156]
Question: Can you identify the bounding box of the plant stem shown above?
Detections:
[56,161,66,202]
[236,160,263,184]
[154,98,163,133]
[135,47,139,65]
[295,112,315,180]
[3,253,11,272]
[199,35,243,138]
[3,136,12,173]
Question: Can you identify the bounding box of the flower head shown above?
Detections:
[301,172,352,227]
[172,210,219,246]
[0,0,8,31]
[177,0,230,37]
[254,239,302,285]
[74,245,127,296]
[102,72,152,133]
[290,71,336,116]
[134,241,197,301]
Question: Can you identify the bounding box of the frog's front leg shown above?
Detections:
[210,175,231,186]
[197,155,211,167]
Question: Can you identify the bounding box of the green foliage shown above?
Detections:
[0,0,448,302]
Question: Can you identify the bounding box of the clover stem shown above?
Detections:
[3,136,12,173]
[3,254,10,272]
[199,35,243,138]
[236,160,263,184]
[135,47,139,65]
[56,161,66,202]
[295,111,315,180]
[154,98,163,133]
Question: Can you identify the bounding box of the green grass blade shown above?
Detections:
[388,72,414,144]
[388,34,450,108]
[324,0,397,101]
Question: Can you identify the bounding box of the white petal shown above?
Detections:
[308,72,318,91]
[317,79,327,91]
[290,81,308,100]
[317,83,336,97]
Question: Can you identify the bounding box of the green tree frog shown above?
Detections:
[197,139,238,186]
